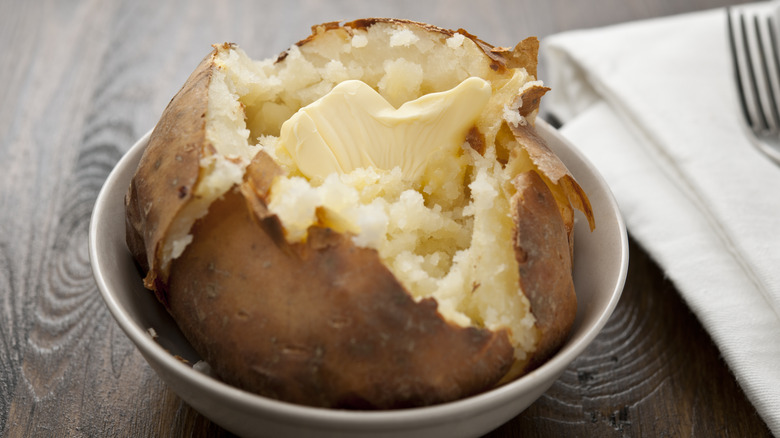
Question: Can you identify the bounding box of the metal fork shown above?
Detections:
[727,3,780,164]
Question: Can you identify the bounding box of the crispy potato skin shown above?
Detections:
[125,19,592,408]
[168,184,514,409]
[510,119,595,232]
[125,49,221,302]
[511,171,577,370]
[295,18,540,77]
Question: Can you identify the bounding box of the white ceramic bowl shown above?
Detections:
[89,118,628,438]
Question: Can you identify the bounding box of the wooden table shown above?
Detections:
[1,0,772,436]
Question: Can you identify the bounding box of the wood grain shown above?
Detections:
[0,0,771,436]
[490,238,770,437]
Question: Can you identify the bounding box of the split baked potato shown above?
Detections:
[125,18,594,409]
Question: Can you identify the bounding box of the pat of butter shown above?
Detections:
[278,77,491,181]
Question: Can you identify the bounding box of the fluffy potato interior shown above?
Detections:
[180,23,547,363]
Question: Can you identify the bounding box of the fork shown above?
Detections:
[727,2,780,164]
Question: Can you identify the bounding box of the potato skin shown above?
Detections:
[125,48,221,303]
[298,18,541,77]
[511,171,577,371]
[167,172,514,409]
[125,20,592,408]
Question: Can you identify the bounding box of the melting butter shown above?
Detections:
[277,77,491,181]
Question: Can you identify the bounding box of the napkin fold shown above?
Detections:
[542,4,780,434]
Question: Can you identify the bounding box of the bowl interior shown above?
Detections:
[89,118,627,437]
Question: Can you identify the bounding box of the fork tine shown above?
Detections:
[750,12,780,133]
[728,8,763,131]
[727,8,748,123]
[759,13,780,133]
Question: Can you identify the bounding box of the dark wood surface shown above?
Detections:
[0,0,772,436]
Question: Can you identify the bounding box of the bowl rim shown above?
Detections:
[89,118,628,429]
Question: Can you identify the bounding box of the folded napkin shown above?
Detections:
[542,4,780,434]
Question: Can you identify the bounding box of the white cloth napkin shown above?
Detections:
[542,4,780,435]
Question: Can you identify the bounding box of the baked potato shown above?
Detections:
[125,18,594,409]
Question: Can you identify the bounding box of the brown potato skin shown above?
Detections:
[125,20,591,409]
[294,18,541,77]
[125,47,223,302]
[511,171,577,371]
[167,183,514,409]
[510,117,595,233]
